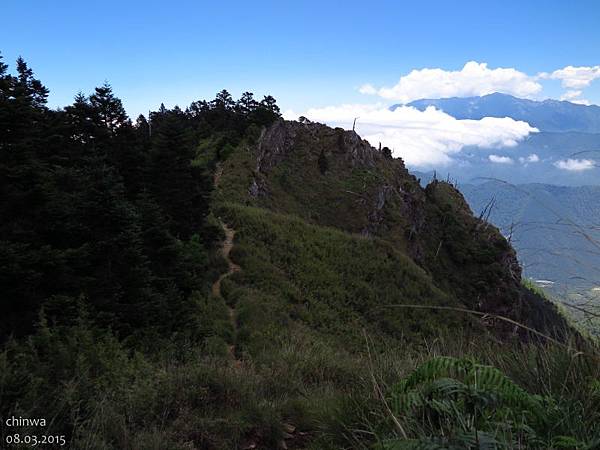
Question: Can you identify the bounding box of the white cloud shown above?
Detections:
[541,65,600,89]
[286,104,537,167]
[557,89,591,105]
[560,90,583,101]
[358,84,377,95]
[360,61,542,103]
[571,98,591,106]
[489,155,514,164]
[518,153,540,164]
[554,158,596,171]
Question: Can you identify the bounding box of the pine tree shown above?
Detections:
[64,92,97,146]
[212,89,235,110]
[187,99,210,118]
[0,52,11,99]
[0,53,8,77]
[15,56,49,108]
[249,94,281,126]
[260,95,280,115]
[135,114,150,139]
[89,82,129,135]
[237,91,258,115]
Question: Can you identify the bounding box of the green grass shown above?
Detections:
[215,201,480,349]
[2,307,598,449]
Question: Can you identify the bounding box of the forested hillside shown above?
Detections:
[0,53,279,341]
[1,55,599,449]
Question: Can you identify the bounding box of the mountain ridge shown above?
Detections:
[216,118,572,341]
[391,92,600,133]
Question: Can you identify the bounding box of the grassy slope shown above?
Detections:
[216,202,478,351]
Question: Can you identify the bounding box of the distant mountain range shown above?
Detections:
[448,131,600,186]
[395,92,600,133]
[390,93,600,186]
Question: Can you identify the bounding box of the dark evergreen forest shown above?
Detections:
[0,53,279,342]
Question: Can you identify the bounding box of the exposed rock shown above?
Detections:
[255,120,298,174]
[248,178,259,197]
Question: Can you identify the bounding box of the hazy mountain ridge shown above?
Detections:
[398,92,600,133]
[460,181,600,290]
[391,93,600,186]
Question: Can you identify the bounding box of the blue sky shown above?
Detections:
[3,0,600,117]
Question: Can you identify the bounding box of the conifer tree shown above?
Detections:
[212,89,235,110]
[89,82,129,135]
[260,95,280,115]
[237,91,258,115]
[64,92,97,146]
[15,56,49,108]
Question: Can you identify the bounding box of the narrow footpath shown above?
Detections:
[211,163,242,364]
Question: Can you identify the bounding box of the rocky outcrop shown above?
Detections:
[255,121,297,174]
